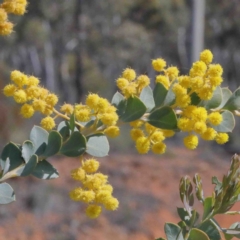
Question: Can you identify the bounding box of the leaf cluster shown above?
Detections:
[0,118,110,204]
[158,154,240,240]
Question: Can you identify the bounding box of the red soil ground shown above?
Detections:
[0,147,239,240]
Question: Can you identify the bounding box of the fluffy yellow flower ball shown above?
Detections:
[40,116,56,131]
[3,84,16,97]
[208,112,222,126]
[130,128,144,141]
[0,8,8,22]
[85,204,102,219]
[86,93,100,109]
[201,127,217,141]
[82,159,100,174]
[104,126,120,138]
[71,168,86,181]
[136,136,150,154]
[183,134,198,150]
[151,142,166,154]
[28,76,40,86]
[215,133,229,144]
[103,197,119,211]
[32,99,47,113]
[200,49,213,64]
[11,70,28,87]
[136,75,150,90]
[69,187,82,201]
[0,21,13,35]
[20,103,35,118]
[116,77,129,90]
[165,66,179,80]
[122,68,136,81]
[152,58,166,72]
[45,93,58,107]
[13,89,27,103]
[60,103,74,115]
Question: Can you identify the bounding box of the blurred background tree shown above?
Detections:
[0,0,239,152]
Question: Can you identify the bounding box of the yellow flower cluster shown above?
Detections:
[116,68,150,98]
[150,50,229,149]
[177,106,228,149]
[3,70,58,130]
[69,158,119,218]
[153,50,223,104]
[60,93,120,137]
[130,120,175,154]
[114,49,229,153]
[4,71,120,135]
[0,0,27,35]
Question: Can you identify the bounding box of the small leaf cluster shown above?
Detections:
[158,154,240,240]
[0,0,28,35]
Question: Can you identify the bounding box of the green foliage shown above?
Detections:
[160,154,240,239]
[164,223,184,240]
[198,220,221,240]
[1,142,24,171]
[31,159,59,179]
[60,131,86,157]
[153,82,168,107]
[86,134,109,157]
[139,86,155,111]
[17,154,38,177]
[188,228,210,240]
[147,107,178,130]
[43,131,62,157]
[30,126,49,155]
[118,96,147,122]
